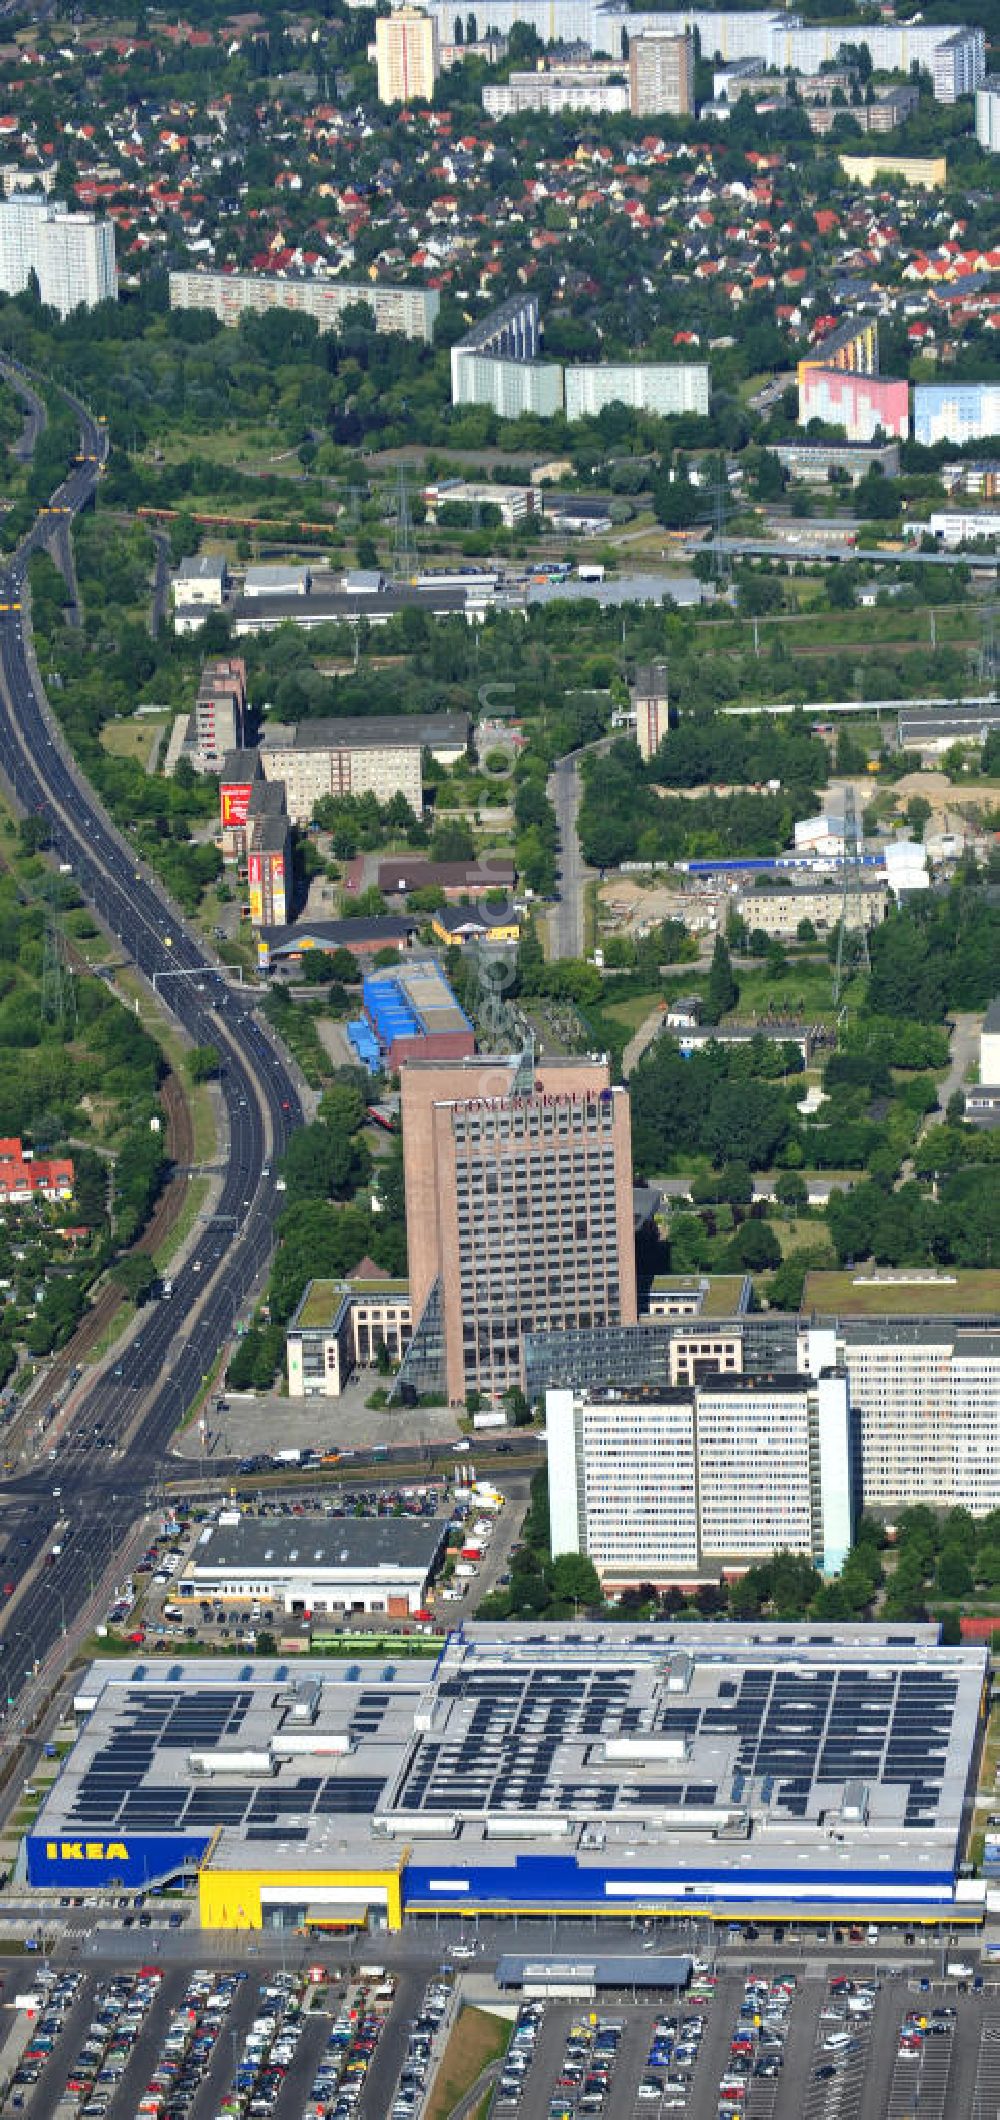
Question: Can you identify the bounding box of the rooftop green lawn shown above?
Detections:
[295,1275,409,1326]
[802,1268,1000,1317]
[649,1272,750,1317]
[295,1278,351,1327]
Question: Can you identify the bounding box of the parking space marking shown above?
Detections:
[971,2008,1000,2120]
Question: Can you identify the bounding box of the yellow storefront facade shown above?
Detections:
[199,1858,404,1931]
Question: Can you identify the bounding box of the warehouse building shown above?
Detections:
[26,1626,987,1928]
[360,958,475,1070]
[897,704,1000,757]
[175,1514,445,1618]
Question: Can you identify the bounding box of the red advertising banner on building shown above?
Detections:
[221,781,252,828]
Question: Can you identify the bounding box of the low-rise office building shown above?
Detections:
[430,902,520,946]
[172,553,228,612]
[287,1274,414,1397]
[175,1514,444,1617]
[547,1371,853,1586]
[423,477,536,528]
[244,563,312,599]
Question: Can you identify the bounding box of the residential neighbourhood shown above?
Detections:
[0,6,995,429]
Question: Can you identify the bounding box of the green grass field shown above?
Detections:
[424,2010,511,2120]
[100,713,170,766]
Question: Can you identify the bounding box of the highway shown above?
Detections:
[0,365,306,1739]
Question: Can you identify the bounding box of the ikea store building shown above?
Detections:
[25,1624,988,1932]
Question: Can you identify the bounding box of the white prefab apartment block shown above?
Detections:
[483,67,629,116]
[398,1,984,101]
[981,999,1000,1084]
[451,350,564,419]
[547,1372,853,1586]
[375,5,440,103]
[977,79,1000,152]
[0,193,116,315]
[629,30,695,116]
[564,362,709,422]
[169,269,440,345]
[800,1322,1000,1515]
[259,722,423,822]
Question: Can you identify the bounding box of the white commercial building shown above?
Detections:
[926,509,1000,548]
[564,361,709,421]
[546,1372,854,1586]
[794,812,846,857]
[287,1275,414,1397]
[176,1514,446,1618]
[977,78,1000,152]
[0,192,116,315]
[883,838,929,898]
[800,1323,1000,1516]
[172,553,229,610]
[169,269,440,345]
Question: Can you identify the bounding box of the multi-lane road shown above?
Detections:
[0,365,305,1736]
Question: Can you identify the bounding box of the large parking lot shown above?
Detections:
[482,1968,1000,2120]
[5,1952,1000,2120]
[1,1962,398,2120]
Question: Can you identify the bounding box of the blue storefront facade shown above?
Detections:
[402,1854,958,1916]
[26,1829,211,1892]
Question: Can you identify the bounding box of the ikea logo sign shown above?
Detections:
[46,1841,129,1862]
